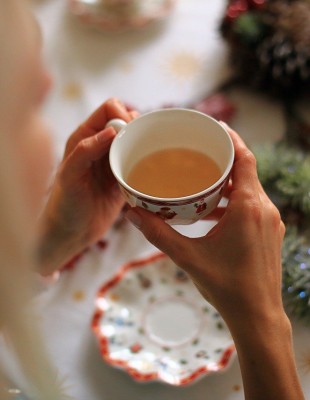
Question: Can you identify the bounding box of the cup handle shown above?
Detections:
[105,118,127,133]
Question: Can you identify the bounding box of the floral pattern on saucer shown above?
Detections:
[92,253,236,386]
[68,0,176,32]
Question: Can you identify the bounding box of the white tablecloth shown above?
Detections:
[1,1,309,399]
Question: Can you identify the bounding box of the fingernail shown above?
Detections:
[113,98,127,111]
[126,209,142,229]
[219,121,229,129]
[130,111,140,119]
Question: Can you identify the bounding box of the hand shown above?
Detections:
[126,125,305,400]
[126,124,286,327]
[38,98,138,275]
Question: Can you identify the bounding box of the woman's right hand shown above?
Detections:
[126,125,305,400]
[126,124,286,328]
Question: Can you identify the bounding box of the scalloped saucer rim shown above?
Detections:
[92,252,236,386]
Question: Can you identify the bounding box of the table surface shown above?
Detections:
[1,1,309,399]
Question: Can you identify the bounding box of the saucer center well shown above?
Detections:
[144,297,201,347]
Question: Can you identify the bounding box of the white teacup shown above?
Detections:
[108,108,234,225]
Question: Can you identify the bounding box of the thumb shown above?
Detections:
[126,207,192,267]
[60,126,115,185]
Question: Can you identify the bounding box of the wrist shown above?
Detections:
[229,312,304,400]
[37,216,83,276]
[227,306,291,344]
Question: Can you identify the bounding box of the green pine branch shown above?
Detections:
[282,227,310,323]
[254,143,310,323]
[254,143,310,216]
[233,12,266,44]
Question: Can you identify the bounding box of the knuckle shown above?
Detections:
[243,191,260,210]
[242,150,257,169]
[238,193,263,223]
[280,221,286,237]
[243,189,258,204]
[241,197,284,231]
[272,206,281,223]
[247,201,263,223]
[265,202,281,225]
[76,138,91,154]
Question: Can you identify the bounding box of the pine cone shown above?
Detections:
[262,0,310,46]
[221,0,310,98]
[257,0,310,95]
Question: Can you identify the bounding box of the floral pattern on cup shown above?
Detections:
[195,199,207,214]
[119,175,229,225]
[155,207,177,221]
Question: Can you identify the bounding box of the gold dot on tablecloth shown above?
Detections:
[52,371,74,399]
[109,293,120,302]
[72,290,85,302]
[62,82,83,100]
[232,384,241,392]
[163,50,203,81]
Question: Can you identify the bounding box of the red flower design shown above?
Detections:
[225,0,265,21]
[130,343,143,353]
[195,202,207,214]
[138,273,152,289]
[96,239,108,250]
[155,207,177,220]
[192,93,236,123]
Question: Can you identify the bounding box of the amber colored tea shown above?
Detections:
[126,148,221,198]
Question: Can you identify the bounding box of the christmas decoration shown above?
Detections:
[191,93,236,123]
[220,0,310,98]
[254,142,310,322]
[282,227,310,323]
[285,101,310,149]
[151,93,236,123]
[255,143,310,219]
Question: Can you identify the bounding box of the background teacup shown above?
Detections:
[108,108,234,225]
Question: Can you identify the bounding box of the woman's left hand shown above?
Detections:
[38,98,138,275]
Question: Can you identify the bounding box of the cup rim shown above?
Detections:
[109,108,235,203]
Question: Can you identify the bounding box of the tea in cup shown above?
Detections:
[108,108,234,225]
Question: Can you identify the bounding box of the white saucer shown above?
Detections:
[92,253,236,385]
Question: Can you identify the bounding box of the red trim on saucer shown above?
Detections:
[68,0,176,31]
[95,253,165,299]
[91,252,236,386]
